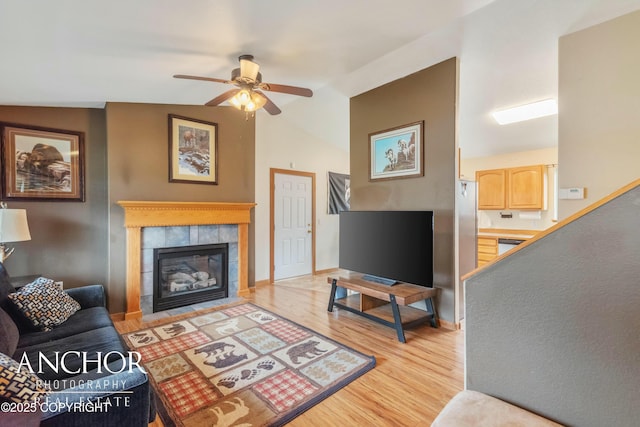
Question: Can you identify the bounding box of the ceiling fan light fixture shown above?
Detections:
[229,89,266,112]
[173,54,311,115]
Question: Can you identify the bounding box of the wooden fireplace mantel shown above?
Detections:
[118,201,256,320]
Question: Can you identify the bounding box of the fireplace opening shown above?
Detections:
[153,243,228,313]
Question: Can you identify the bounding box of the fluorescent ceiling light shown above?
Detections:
[492,99,558,125]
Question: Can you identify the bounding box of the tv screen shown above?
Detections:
[339,210,434,287]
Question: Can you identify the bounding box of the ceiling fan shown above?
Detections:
[174,54,313,115]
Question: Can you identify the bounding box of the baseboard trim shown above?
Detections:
[254,279,271,288]
[255,269,339,288]
[314,267,339,275]
[438,318,461,330]
[110,312,125,322]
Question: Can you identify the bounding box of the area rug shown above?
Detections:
[123,303,376,426]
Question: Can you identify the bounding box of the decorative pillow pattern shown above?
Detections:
[0,352,49,402]
[7,277,80,331]
[0,308,19,357]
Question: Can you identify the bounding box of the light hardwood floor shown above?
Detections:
[114,272,464,426]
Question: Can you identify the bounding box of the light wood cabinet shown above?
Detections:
[507,165,545,209]
[477,165,545,210]
[476,169,506,209]
[477,236,498,267]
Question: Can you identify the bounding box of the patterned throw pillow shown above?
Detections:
[0,352,49,402]
[7,277,81,331]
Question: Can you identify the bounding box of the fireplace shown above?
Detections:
[153,243,228,312]
[118,201,256,320]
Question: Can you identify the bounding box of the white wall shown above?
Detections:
[254,86,350,282]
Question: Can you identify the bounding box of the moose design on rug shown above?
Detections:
[209,397,250,427]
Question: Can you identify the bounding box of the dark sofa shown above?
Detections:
[0,262,154,426]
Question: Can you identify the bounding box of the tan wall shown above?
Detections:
[0,106,108,288]
[349,58,457,322]
[461,147,557,181]
[0,103,255,313]
[105,103,255,313]
[558,10,640,218]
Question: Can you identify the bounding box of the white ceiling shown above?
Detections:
[1,0,639,157]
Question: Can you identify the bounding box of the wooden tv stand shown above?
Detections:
[327,273,438,343]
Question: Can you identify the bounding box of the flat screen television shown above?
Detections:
[339,210,434,287]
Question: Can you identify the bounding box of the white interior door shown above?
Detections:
[274,172,313,280]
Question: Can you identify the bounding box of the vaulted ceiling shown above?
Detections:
[1,0,639,157]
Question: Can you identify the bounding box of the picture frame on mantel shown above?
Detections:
[168,114,218,185]
[1,123,85,201]
[369,121,424,181]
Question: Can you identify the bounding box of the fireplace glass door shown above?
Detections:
[153,243,228,312]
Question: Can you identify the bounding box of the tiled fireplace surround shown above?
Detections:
[140,224,239,315]
[118,201,256,320]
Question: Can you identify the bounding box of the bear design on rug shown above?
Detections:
[195,342,248,369]
[163,323,187,337]
[286,340,327,364]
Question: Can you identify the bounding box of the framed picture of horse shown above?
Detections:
[368,121,424,181]
[0,123,85,201]
[168,115,218,185]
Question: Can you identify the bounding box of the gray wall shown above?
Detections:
[558,10,640,219]
[464,184,640,426]
[349,58,457,323]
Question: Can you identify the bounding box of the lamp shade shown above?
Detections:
[0,209,31,243]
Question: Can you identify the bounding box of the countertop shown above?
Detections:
[477,228,540,240]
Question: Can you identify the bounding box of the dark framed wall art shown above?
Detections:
[168,114,218,185]
[1,123,85,201]
[369,121,424,181]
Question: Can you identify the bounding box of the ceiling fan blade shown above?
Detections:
[173,74,231,84]
[255,91,281,115]
[205,89,240,106]
[259,82,313,97]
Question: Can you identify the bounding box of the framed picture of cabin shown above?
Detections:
[0,123,85,201]
[369,121,424,181]
[168,114,218,185]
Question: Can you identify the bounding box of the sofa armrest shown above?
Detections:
[40,367,153,427]
[64,284,106,309]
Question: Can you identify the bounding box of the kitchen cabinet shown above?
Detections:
[476,169,506,209]
[477,165,545,210]
[477,236,498,267]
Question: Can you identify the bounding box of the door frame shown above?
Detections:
[270,168,316,284]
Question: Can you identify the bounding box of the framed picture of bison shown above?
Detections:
[368,121,424,181]
[1,123,85,201]
[168,114,218,185]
